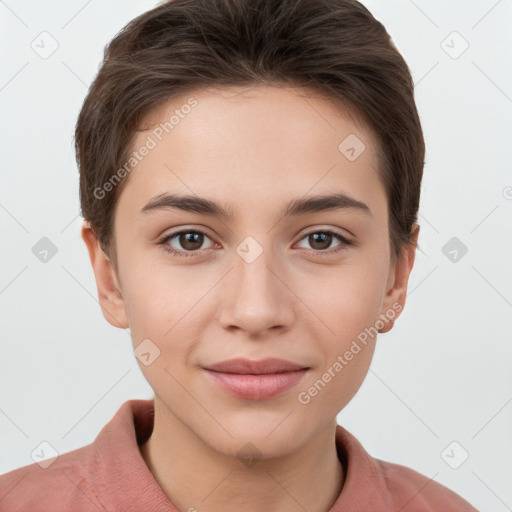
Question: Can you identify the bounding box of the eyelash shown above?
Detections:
[157,229,354,258]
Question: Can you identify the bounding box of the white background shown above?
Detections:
[1,1,511,510]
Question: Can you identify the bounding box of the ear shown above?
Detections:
[81,220,129,329]
[378,223,420,334]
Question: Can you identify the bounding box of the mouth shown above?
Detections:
[203,357,310,375]
[202,358,310,400]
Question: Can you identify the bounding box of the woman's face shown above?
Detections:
[90,85,414,458]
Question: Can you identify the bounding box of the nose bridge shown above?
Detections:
[238,242,278,294]
[219,236,293,333]
[235,237,282,307]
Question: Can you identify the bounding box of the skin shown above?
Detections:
[82,84,419,512]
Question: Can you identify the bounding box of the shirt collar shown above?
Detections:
[93,398,391,511]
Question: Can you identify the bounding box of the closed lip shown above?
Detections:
[203,357,310,375]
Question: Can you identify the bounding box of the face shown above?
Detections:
[83,85,417,459]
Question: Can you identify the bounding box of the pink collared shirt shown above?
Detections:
[0,399,477,511]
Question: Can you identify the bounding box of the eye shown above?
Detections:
[295,230,354,255]
[157,228,354,258]
[157,229,217,258]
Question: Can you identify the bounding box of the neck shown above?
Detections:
[140,397,345,512]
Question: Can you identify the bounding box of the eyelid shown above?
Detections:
[156,225,216,244]
[171,229,216,244]
[295,224,353,241]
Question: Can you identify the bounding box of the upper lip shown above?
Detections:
[204,358,309,375]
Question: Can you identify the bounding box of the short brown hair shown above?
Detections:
[75,0,424,269]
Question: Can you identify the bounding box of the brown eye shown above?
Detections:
[177,232,205,251]
[308,232,333,251]
[296,230,354,255]
[158,229,216,257]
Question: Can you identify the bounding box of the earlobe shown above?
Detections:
[81,220,129,329]
[378,223,420,333]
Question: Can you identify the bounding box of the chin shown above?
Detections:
[197,414,312,460]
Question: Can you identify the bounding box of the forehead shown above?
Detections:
[116,84,385,221]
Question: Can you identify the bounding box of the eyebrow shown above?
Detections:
[140,192,372,219]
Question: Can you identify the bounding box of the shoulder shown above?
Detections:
[334,425,478,511]
[0,442,105,512]
[375,458,478,512]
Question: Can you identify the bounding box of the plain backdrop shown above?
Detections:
[1,1,511,510]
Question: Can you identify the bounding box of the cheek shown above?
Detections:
[305,259,388,338]
[298,256,387,389]
[297,343,376,416]
[122,264,214,363]
[123,274,196,396]
[296,267,384,413]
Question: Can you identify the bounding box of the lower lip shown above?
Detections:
[203,369,309,400]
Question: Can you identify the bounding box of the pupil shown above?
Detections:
[311,233,331,250]
[182,232,202,250]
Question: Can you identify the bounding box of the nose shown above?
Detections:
[217,245,295,337]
